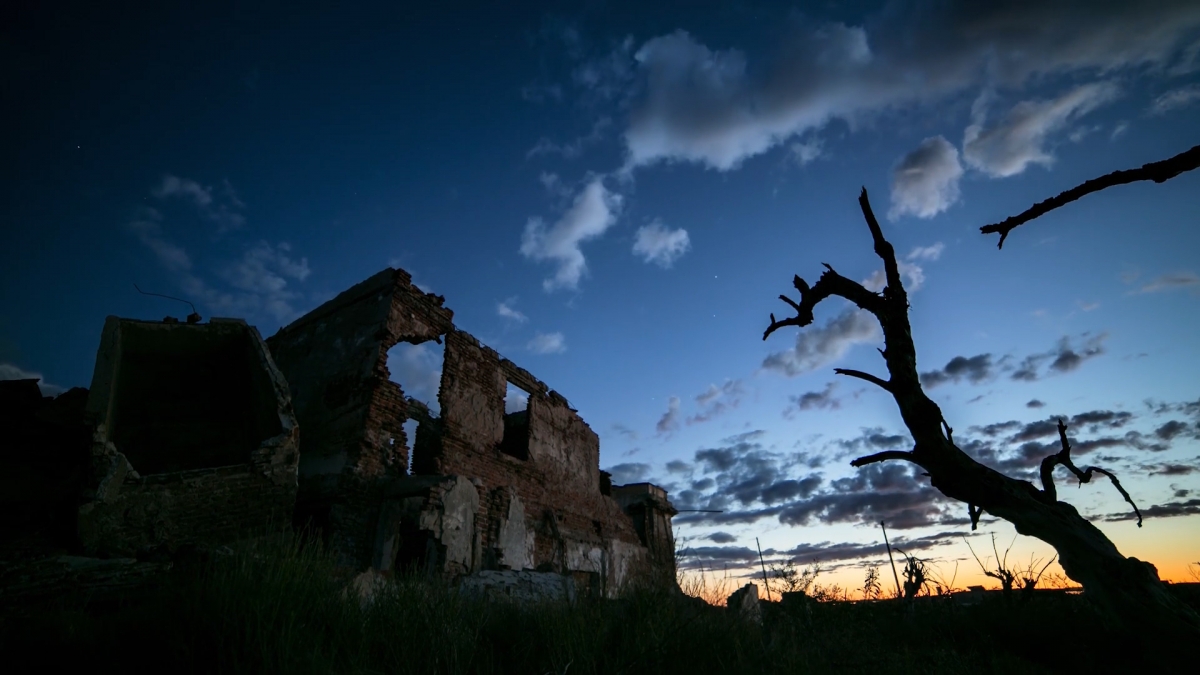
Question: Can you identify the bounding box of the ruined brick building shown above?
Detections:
[266,268,678,596]
[0,268,677,605]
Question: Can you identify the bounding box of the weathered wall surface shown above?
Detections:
[372,474,480,577]
[612,483,679,587]
[420,329,651,596]
[77,318,298,557]
[266,269,453,565]
[267,266,672,594]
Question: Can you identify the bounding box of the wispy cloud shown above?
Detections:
[761,308,881,377]
[129,179,311,323]
[497,298,528,323]
[632,219,691,268]
[790,137,823,165]
[1148,84,1200,115]
[127,207,192,272]
[153,175,213,206]
[656,395,682,435]
[1131,272,1200,294]
[616,4,1200,172]
[521,177,622,291]
[689,379,744,424]
[906,242,945,262]
[785,381,841,417]
[963,82,1121,178]
[527,332,566,354]
[1010,333,1108,381]
[153,174,246,231]
[888,136,964,219]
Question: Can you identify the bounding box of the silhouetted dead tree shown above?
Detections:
[764,188,1200,636]
[980,144,1200,248]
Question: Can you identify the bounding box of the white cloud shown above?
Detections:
[520,177,622,291]
[527,331,567,354]
[790,138,823,165]
[963,82,1121,177]
[0,363,66,396]
[761,307,881,377]
[888,136,964,219]
[906,242,945,262]
[632,219,691,268]
[505,387,529,414]
[497,299,528,323]
[617,4,1200,172]
[1110,121,1129,140]
[857,244,943,295]
[1148,84,1200,115]
[656,395,682,434]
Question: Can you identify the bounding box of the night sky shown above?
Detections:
[3,1,1199,590]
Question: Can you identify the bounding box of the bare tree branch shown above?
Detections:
[762,264,884,341]
[833,368,892,392]
[981,144,1200,249]
[850,450,919,468]
[1039,419,1143,527]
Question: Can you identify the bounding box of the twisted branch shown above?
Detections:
[981,144,1200,249]
[763,264,885,341]
[1039,419,1143,527]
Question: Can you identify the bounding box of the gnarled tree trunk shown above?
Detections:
[764,189,1199,638]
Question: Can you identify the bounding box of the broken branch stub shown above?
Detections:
[763,188,1200,636]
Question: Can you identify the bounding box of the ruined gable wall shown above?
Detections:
[266,268,452,564]
[425,329,646,591]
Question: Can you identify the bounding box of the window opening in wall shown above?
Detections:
[402,418,419,474]
[386,339,445,474]
[500,380,531,460]
[385,340,445,415]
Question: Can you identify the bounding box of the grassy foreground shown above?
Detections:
[1,533,1194,674]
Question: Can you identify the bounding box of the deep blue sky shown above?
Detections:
[3,0,1199,588]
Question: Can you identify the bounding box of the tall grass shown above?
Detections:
[1,531,1193,674]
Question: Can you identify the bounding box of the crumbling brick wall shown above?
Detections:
[266,269,453,565]
[268,267,671,594]
[416,329,652,595]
